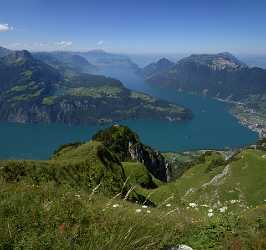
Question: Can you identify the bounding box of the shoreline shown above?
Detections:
[214,97,266,138]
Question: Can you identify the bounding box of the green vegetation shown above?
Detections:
[122,161,159,189]
[92,125,139,161]
[42,96,57,105]
[1,125,266,249]
[0,141,126,196]
[66,86,122,98]
[0,48,191,125]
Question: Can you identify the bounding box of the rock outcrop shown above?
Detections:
[92,124,171,182]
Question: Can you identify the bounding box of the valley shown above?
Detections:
[2,1,266,249]
[0,47,190,126]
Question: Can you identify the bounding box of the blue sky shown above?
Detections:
[0,0,266,54]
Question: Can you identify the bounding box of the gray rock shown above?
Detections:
[163,244,193,250]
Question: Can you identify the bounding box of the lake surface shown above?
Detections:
[0,70,258,160]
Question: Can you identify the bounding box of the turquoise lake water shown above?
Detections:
[0,70,258,160]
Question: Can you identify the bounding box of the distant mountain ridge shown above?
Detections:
[76,49,141,74]
[141,58,175,79]
[33,51,98,76]
[144,52,266,100]
[0,47,191,125]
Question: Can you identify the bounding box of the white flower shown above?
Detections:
[166,203,172,207]
[147,210,151,214]
[112,204,119,208]
[208,212,214,217]
[142,205,148,209]
[136,209,142,213]
[74,194,81,198]
[201,204,209,208]
[189,202,197,208]
[219,206,227,213]
[230,200,237,204]
[208,208,213,213]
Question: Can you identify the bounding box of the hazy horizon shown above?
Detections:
[1,0,266,54]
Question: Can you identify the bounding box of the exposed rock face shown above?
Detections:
[92,125,171,182]
[145,52,266,101]
[128,141,170,182]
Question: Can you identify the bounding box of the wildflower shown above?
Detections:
[219,206,227,213]
[201,204,209,207]
[59,223,65,234]
[208,212,214,217]
[74,194,81,198]
[112,204,119,208]
[189,202,197,208]
[230,200,237,204]
[142,205,148,209]
[208,208,213,213]
[136,209,142,213]
[147,210,151,214]
[166,203,172,207]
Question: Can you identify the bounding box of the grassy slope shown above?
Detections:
[0,141,127,196]
[1,146,266,249]
[144,150,266,207]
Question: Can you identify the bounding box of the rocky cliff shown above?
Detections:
[92,125,171,181]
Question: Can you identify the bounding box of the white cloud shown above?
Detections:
[55,41,73,48]
[0,23,13,32]
[97,40,104,46]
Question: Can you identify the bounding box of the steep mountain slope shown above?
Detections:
[0,50,61,92]
[92,125,170,181]
[0,46,11,57]
[145,52,266,100]
[144,142,266,209]
[33,51,97,75]
[0,141,126,195]
[141,58,175,79]
[0,48,191,125]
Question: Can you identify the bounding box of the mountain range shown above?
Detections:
[0,47,191,125]
[143,52,266,101]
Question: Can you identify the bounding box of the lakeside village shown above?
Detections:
[231,104,266,138]
[214,96,266,138]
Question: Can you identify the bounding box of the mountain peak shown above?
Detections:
[157,57,174,65]
[0,46,12,58]
[5,50,33,64]
[142,57,175,78]
[180,52,247,70]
